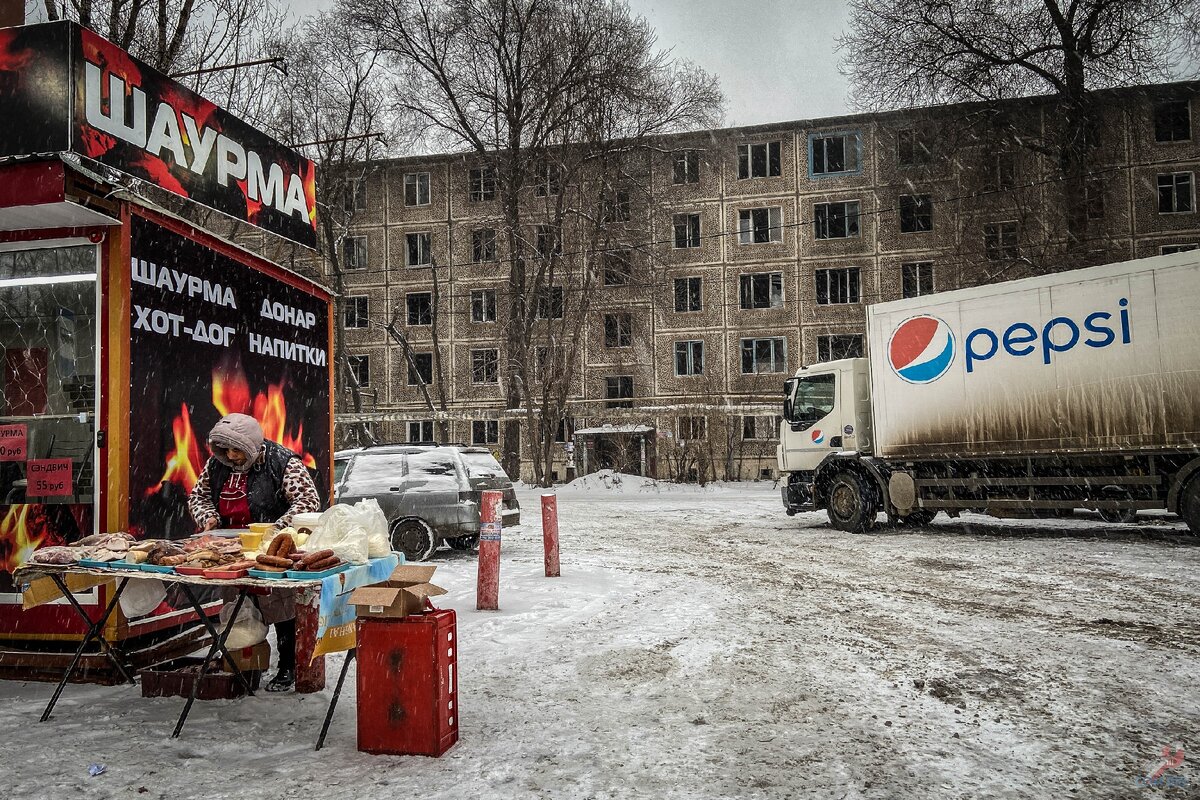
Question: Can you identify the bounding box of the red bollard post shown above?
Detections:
[294,599,326,693]
[476,490,503,610]
[541,493,560,577]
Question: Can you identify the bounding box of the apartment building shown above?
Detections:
[314,81,1200,482]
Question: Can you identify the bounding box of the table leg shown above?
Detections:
[40,575,133,722]
[294,600,326,693]
[171,587,254,739]
[315,649,355,751]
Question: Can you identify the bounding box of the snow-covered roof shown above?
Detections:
[573,424,654,435]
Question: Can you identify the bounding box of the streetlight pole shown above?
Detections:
[170,57,287,79]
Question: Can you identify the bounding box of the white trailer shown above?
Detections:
[777,251,1200,532]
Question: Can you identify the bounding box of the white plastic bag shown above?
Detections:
[357,499,392,558]
[307,504,370,564]
[118,578,165,619]
[219,601,267,649]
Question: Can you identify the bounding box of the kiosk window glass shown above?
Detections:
[0,245,97,511]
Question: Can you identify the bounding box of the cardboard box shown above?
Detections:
[349,565,447,620]
[225,640,271,673]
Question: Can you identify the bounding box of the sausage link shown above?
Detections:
[307,556,340,571]
[301,549,335,567]
[256,554,294,568]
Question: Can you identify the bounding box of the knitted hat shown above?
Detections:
[208,413,264,470]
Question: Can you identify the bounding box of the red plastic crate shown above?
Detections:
[356,609,458,757]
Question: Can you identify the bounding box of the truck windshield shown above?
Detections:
[791,374,835,429]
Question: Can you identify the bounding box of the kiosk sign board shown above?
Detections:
[0,21,318,248]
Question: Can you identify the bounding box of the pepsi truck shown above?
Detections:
[777,251,1200,533]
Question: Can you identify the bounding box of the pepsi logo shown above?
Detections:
[811,429,824,444]
[888,315,956,384]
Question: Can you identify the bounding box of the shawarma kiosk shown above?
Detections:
[0,20,333,683]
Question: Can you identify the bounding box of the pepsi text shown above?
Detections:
[964,298,1131,373]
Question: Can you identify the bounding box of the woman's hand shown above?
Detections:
[203,517,219,532]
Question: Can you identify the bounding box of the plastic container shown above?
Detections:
[238,530,264,552]
[202,567,249,580]
[140,657,259,700]
[247,568,290,580]
[78,558,124,570]
[140,563,175,574]
[291,512,322,536]
[286,562,351,580]
[248,522,276,536]
[173,565,208,576]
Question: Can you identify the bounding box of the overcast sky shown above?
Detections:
[284,0,853,126]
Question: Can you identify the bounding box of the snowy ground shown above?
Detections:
[3,474,1199,799]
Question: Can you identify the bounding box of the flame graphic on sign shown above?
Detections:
[0,504,38,572]
[147,366,317,498]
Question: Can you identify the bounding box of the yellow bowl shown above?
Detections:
[239,531,264,552]
[248,522,275,535]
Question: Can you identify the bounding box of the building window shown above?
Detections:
[813,201,860,239]
[604,313,632,348]
[472,420,499,445]
[343,296,368,329]
[1086,178,1105,220]
[1161,243,1199,254]
[535,286,564,319]
[1158,173,1194,214]
[742,415,780,441]
[737,141,781,179]
[673,149,700,184]
[674,340,704,376]
[603,189,630,223]
[984,222,1020,260]
[809,132,860,176]
[817,334,864,362]
[896,128,930,166]
[472,228,497,263]
[407,352,433,385]
[740,337,787,374]
[674,276,702,312]
[673,213,701,248]
[469,167,497,202]
[678,416,706,441]
[553,417,573,443]
[534,161,561,196]
[739,272,784,309]
[406,232,432,266]
[406,292,432,326]
[899,194,933,233]
[815,267,860,305]
[470,289,496,323]
[404,172,430,206]
[738,207,782,244]
[342,235,367,270]
[1154,100,1191,143]
[536,225,561,259]
[605,376,633,408]
[901,262,934,298]
[347,354,370,386]
[986,151,1017,192]
[408,420,434,442]
[603,250,632,286]
[471,349,499,384]
[344,177,367,211]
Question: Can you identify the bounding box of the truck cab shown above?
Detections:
[778,358,880,522]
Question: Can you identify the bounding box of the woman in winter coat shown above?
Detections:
[187,412,321,692]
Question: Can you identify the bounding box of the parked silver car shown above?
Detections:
[456,447,521,527]
[335,445,479,561]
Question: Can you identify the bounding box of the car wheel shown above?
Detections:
[1097,508,1138,524]
[1180,476,1200,535]
[391,519,437,562]
[826,471,879,533]
[447,535,478,551]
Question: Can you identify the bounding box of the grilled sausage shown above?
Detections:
[301,549,335,567]
[256,554,294,568]
[307,556,340,571]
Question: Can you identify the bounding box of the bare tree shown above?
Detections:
[839,0,1200,255]
[343,0,721,482]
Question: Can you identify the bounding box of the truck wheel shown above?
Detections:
[447,535,479,551]
[1097,508,1138,524]
[391,519,437,561]
[893,508,938,527]
[1181,478,1200,535]
[826,472,879,533]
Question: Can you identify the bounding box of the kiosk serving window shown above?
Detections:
[0,244,97,513]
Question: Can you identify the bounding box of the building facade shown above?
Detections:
[309,82,1200,482]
